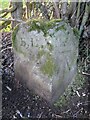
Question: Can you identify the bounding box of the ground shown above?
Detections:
[1,32,90,119]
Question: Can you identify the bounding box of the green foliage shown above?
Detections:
[27,19,63,36]
[0,0,9,9]
[55,24,66,31]
[54,94,67,107]
[0,0,11,32]
[1,23,11,32]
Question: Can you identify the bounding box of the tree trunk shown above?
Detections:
[61,2,67,20]
[80,3,90,37]
[11,1,23,29]
[68,1,78,27]
[53,1,60,19]
[25,1,31,19]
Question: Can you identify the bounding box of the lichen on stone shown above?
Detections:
[40,53,56,77]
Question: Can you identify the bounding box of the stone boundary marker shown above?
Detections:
[12,20,79,103]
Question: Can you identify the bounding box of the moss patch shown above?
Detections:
[40,53,56,77]
[27,19,63,36]
[55,24,66,31]
[12,25,19,50]
[12,25,28,57]
[37,49,46,59]
[37,46,56,77]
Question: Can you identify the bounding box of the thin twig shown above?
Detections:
[38,112,43,118]
[54,114,63,118]
[0,20,11,30]
[82,71,90,76]
[0,11,8,18]
[0,6,17,14]
[71,9,77,20]
[2,42,12,47]
[1,47,12,52]
[73,108,83,118]
[0,18,24,23]
[62,109,71,114]
[76,90,80,97]
[8,62,14,68]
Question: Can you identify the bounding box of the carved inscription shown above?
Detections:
[20,38,30,50]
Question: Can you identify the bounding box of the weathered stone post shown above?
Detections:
[12,20,79,103]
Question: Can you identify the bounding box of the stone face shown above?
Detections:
[12,20,79,103]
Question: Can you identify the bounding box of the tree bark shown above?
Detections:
[53,1,60,19]
[80,3,90,37]
[25,1,31,19]
[10,0,23,29]
[68,1,78,27]
[61,1,67,20]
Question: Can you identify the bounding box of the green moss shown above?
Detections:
[40,53,56,77]
[12,25,19,50]
[12,25,28,57]
[37,49,46,59]
[37,46,56,77]
[55,24,66,31]
[73,28,80,39]
[54,94,67,107]
[50,19,62,23]
[27,19,63,36]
